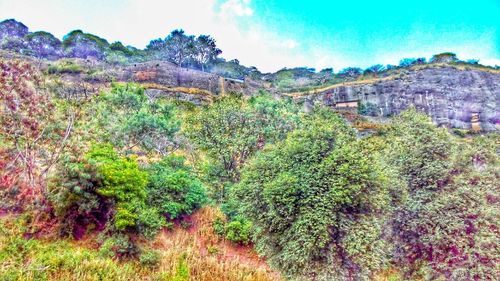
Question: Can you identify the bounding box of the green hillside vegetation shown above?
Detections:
[0,58,499,281]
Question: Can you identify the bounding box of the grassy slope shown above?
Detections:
[0,207,278,281]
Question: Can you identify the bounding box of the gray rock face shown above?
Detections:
[120,61,263,95]
[295,67,500,131]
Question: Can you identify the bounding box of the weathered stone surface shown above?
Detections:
[145,89,209,105]
[295,67,500,131]
[118,61,263,95]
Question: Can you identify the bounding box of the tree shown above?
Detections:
[399,58,417,67]
[338,67,363,78]
[430,52,458,63]
[183,93,301,201]
[164,30,195,67]
[466,59,479,64]
[234,110,392,280]
[0,59,74,207]
[364,64,385,76]
[183,94,261,197]
[146,156,207,220]
[383,109,499,280]
[192,35,222,72]
[145,30,196,67]
[385,64,397,70]
[91,83,180,156]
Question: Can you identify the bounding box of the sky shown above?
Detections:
[0,0,499,72]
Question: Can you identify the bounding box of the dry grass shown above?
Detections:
[141,83,215,97]
[150,206,279,281]
[0,207,279,281]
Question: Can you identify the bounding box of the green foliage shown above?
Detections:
[92,83,180,155]
[430,52,458,63]
[50,144,164,239]
[383,109,499,280]
[212,217,226,236]
[139,249,161,268]
[86,144,149,231]
[184,93,301,201]
[275,69,295,89]
[357,101,379,116]
[385,108,452,191]
[172,254,190,281]
[47,60,83,74]
[146,156,207,220]
[98,233,139,259]
[234,109,392,279]
[224,216,253,245]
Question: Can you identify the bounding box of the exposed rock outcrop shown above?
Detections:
[294,67,500,131]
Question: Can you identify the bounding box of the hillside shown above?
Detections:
[1,19,499,132]
[1,17,499,281]
[1,47,498,132]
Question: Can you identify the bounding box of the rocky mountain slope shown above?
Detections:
[1,17,498,131]
[293,66,499,131]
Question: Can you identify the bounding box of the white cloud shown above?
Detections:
[0,0,497,72]
[219,0,253,19]
[0,0,317,71]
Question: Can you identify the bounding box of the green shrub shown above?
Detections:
[98,234,139,259]
[139,249,161,268]
[357,101,379,116]
[47,60,83,74]
[224,217,252,245]
[146,156,207,220]
[50,144,164,240]
[234,109,392,279]
[212,217,226,236]
[87,144,149,231]
[94,83,180,155]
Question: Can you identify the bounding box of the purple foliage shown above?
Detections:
[0,19,28,41]
[25,31,63,59]
[62,30,108,59]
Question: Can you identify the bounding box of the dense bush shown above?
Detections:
[47,60,83,74]
[357,101,379,116]
[184,93,301,201]
[234,109,392,280]
[49,144,164,239]
[146,156,207,220]
[224,216,253,245]
[383,109,499,280]
[92,83,180,155]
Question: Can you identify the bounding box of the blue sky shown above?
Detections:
[0,0,498,72]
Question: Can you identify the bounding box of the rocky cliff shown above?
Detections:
[294,66,499,131]
[1,49,498,131]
